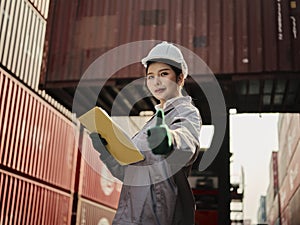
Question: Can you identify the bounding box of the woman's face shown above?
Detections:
[146,62,183,105]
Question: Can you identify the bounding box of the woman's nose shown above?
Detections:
[154,76,161,85]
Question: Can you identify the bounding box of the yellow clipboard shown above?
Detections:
[78,107,144,165]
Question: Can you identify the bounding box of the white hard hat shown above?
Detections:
[141,41,188,78]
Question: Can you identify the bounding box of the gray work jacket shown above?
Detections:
[102,96,202,225]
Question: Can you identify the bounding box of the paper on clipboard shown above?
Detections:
[78,107,145,165]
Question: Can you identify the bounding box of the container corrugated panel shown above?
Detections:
[278,114,291,156]
[76,197,116,225]
[290,186,300,225]
[0,169,73,225]
[285,139,300,202]
[78,130,122,209]
[40,0,300,87]
[27,0,50,19]
[278,149,288,193]
[286,114,300,161]
[267,195,279,225]
[0,0,74,119]
[278,113,300,186]
[281,205,291,225]
[279,175,293,212]
[0,68,79,191]
[277,114,290,186]
[0,0,47,92]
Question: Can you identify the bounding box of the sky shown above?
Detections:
[229,113,280,224]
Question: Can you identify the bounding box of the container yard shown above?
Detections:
[1,0,300,224]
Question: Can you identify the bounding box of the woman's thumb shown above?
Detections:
[155,109,165,126]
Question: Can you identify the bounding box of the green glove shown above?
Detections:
[147,109,173,155]
[89,132,111,160]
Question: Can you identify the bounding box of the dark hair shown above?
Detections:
[146,60,183,79]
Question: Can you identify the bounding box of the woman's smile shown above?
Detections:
[154,87,166,93]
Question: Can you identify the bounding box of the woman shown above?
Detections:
[90,41,202,225]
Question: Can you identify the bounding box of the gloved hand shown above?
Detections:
[89,132,111,160]
[147,109,173,155]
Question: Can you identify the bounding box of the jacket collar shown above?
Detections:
[155,96,192,112]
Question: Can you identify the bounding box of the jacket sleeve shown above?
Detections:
[166,106,202,168]
[100,154,126,182]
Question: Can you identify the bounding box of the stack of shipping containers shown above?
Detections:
[0,0,121,224]
[0,0,76,223]
[0,67,78,224]
[266,114,300,225]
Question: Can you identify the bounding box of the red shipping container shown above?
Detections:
[267,151,279,215]
[278,113,300,187]
[40,0,300,88]
[281,205,291,225]
[195,210,218,225]
[285,140,300,201]
[0,169,73,225]
[78,130,122,209]
[290,186,300,225]
[76,197,116,225]
[286,114,300,161]
[278,114,292,185]
[280,175,293,212]
[278,147,288,188]
[27,0,50,18]
[0,68,79,191]
[278,114,291,155]
[272,152,279,193]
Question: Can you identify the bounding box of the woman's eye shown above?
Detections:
[147,75,154,80]
[161,72,169,76]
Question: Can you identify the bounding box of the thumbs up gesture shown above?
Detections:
[147,109,173,155]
